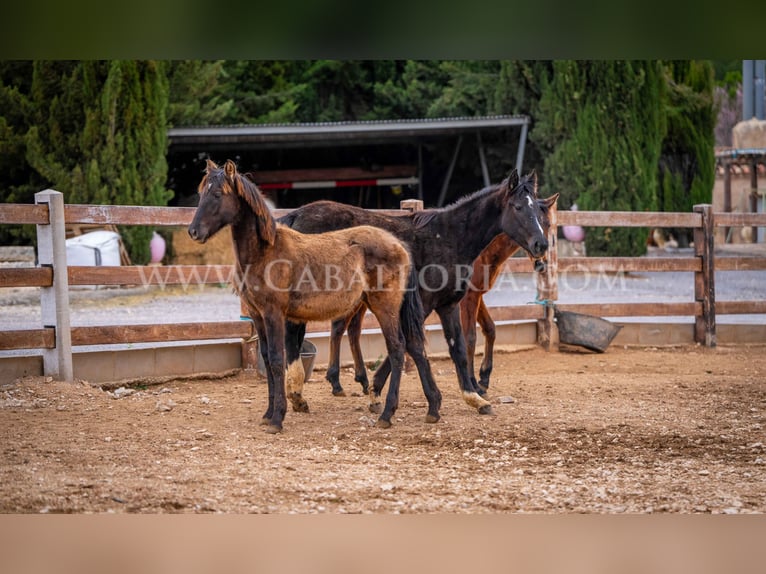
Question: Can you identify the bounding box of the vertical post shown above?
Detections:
[750,161,759,243]
[476,132,490,188]
[536,200,558,351]
[723,162,731,242]
[743,60,754,120]
[437,136,463,207]
[693,204,716,347]
[515,120,529,175]
[35,190,73,381]
[417,144,424,201]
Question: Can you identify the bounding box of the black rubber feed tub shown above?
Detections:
[554,308,623,353]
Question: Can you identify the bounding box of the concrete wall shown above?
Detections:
[2,321,764,385]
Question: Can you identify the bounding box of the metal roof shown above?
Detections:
[168,115,529,149]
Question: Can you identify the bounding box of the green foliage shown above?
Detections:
[167,61,234,126]
[22,61,172,263]
[535,61,667,256]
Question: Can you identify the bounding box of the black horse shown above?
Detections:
[279,169,551,424]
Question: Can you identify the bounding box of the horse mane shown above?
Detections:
[411,169,536,230]
[223,160,277,246]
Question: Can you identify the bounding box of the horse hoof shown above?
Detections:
[260,417,271,426]
[332,389,346,397]
[425,414,440,424]
[291,402,310,413]
[368,403,382,415]
[263,424,282,434]
[478,404,494,416]
[375,418,392,429]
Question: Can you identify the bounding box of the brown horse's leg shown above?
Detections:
[346,306,370,394]
[369,357,391,414]
[250,314,275,426]
[262,313,288,433]
[326,314,354,397]
[476,298,496,391]
[284,320,309,413]
[459,291,481,392]
[435,303,493,415]
[369,311,406,429]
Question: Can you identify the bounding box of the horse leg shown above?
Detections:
[405,332,442,424]
[263,314,288,433]
[284,320,309,413]
[326,316,351,397]
[250,314,276,425]
[368,357,391,415]
[459,292,481,392]
[436,304,493,415]
[476,298,496,391]
[369,313,406,429]
[347,306,370,394]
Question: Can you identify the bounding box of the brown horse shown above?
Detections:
[459,191,557,391]
[188,160,424,432]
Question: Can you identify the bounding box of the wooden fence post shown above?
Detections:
[536,201,559,351]
[400,199,423,212]
[35,190,73,381]
[693,204,716,347]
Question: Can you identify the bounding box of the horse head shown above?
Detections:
[188,159,276,245]
[499,170,557,263]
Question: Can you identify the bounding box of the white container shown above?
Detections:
[66,230,122,267]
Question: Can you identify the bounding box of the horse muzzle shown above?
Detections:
[534,258,547,273]
[188,225,208,244]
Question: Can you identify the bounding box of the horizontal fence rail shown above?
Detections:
[2,192,766,381]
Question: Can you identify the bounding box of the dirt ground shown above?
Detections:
[1,345,765,514]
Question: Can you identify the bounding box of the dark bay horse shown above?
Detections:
[460,191,557,391]
[188,160,424,432]
[280,169,552,422]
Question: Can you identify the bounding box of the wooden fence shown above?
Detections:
[1,189,766,381]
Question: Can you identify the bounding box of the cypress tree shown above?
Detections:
[25,61,171,263]
[535,61,666,256]
[658,60,715,246]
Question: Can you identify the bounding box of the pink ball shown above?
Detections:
[563,225,585,242]
[150,232,166,263]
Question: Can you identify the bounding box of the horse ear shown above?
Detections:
[543,192,559,208]
[224,160,237,179]
[205,159,218,173]
[529,170,538,195]
[501,168,519,200]
[507,168,519,190]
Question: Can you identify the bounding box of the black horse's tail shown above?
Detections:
[399,263,426,348]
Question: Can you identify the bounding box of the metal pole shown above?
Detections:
[35,189,73,381]
[417,143,424,201]
[476,132,490,188]
[743,60,755,120]
[437,135,463,207]
[515,120,529,174]
[755,60,765,120]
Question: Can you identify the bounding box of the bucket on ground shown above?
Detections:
[554,308,623,353]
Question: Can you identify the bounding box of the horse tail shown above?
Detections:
[399,263,426,348]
